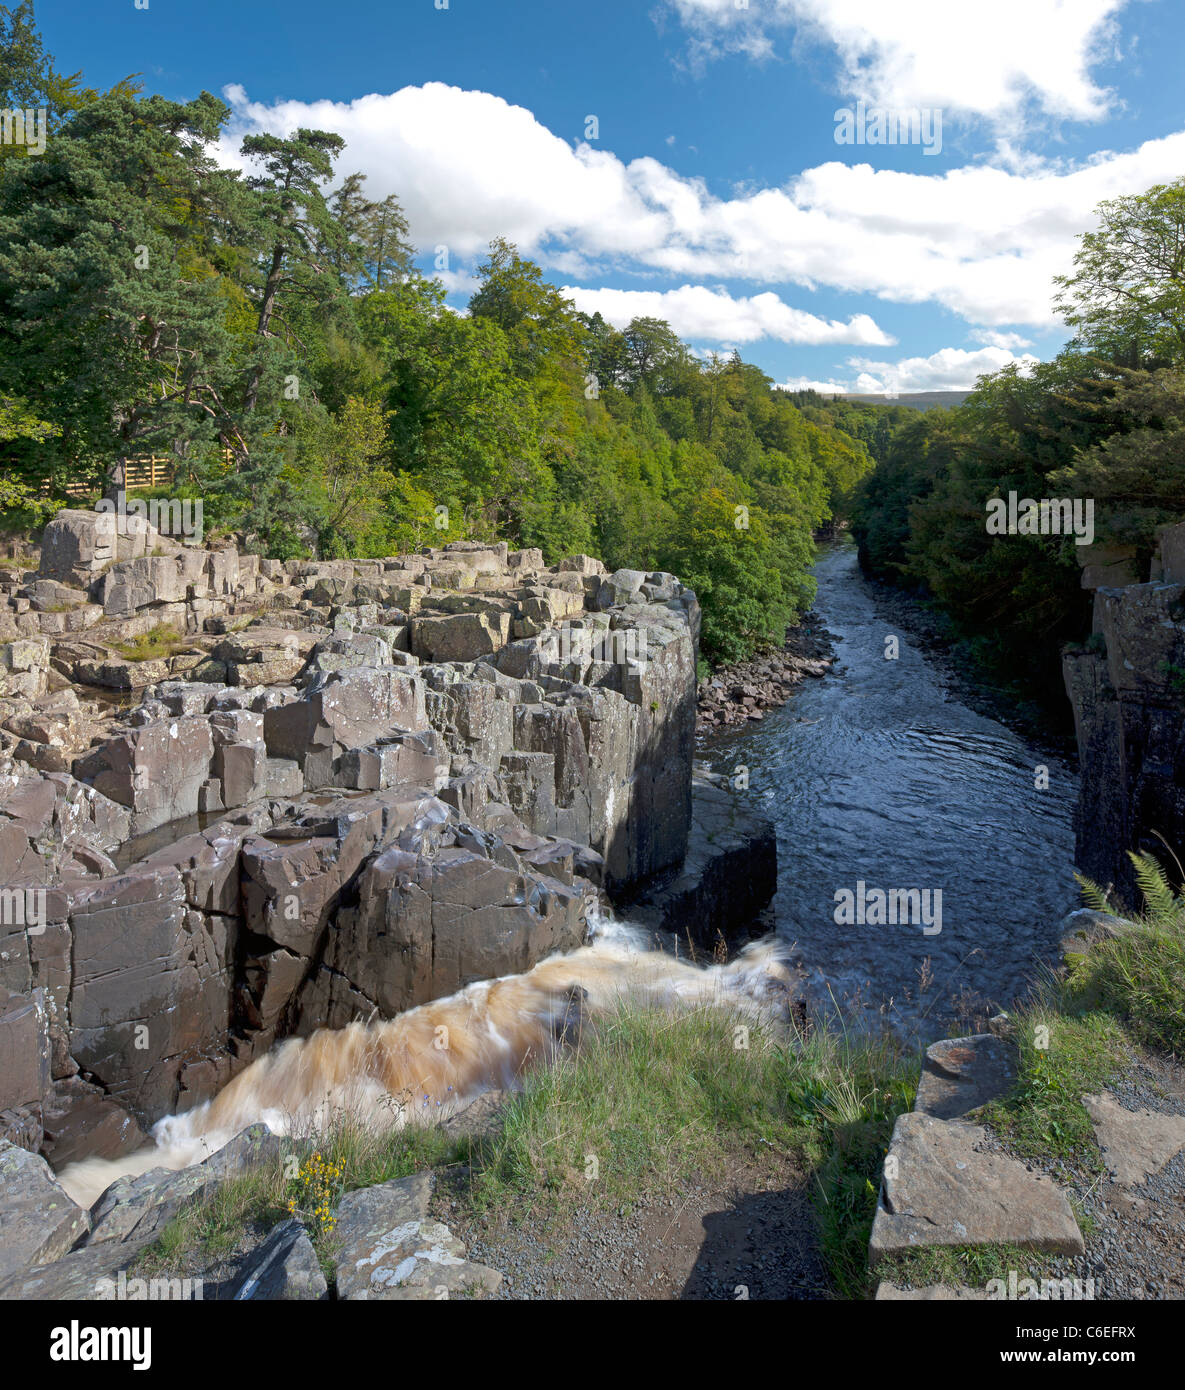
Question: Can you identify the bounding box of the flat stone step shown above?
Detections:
[870,1112,1084,1264]
[1082,1091,1185,1187]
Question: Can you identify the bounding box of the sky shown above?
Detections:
[39,0,1185,394]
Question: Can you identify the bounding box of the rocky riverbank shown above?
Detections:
[0,508,779,1185]
[695,613,836,734]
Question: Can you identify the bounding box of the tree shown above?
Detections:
[469,236,584,379]
[622,316,685,390]
[0,90,240,495]
[1051,367,1185,554]
[238,127,348,419]
[293,395,396,556]
[329,172,415,293]
[1054,179,1185,368]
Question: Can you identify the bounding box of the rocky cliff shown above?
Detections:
[0,511,775,1166]
[1064,521,1185,906]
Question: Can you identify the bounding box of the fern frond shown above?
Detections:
[1074,872,1113,913]
[1128,851,1179,923]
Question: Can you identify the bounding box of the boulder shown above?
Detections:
[263,667,427,788]
[87,1125,283,1246]
[913,1034,1015,1121]
[332,1173,500,1300]
[0,1140,91,1282]
[411,611,511,663]
[233,1219,327,1301]
[73,717,215,835]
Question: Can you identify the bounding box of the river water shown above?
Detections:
[700,540,1079,1041]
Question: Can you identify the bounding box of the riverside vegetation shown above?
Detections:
[3,0,1185,1303]
[0,3,871,669]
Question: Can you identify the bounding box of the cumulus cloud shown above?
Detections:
[664,1,1129,130]
[780,344,1040,395]
[218,82,1185,330]
[560,284,895,346]
[974,329,1035,350]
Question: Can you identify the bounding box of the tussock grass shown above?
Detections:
[980,1004,1126,1171]
[877,1242,1059,1293]
[466,999,916,1299]
[1064,853,1185,1055]
[112,623,191,662]
[979,850,1185,1174]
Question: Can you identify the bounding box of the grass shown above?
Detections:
[1063,870,1185,1057]
[135,1116,468,1281]
[878,1242,1060,1292]
[464,999,916,1299]
[978,851,1185,1176]
[133,1002,916,1298]
[111,623,191,662]
[980,1005,1127,1172]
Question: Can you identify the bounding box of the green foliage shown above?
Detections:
[981,1008,1126,1169]
[0,7,873,662]
[1066,852,1185,1054]
[1054,177,1185,368]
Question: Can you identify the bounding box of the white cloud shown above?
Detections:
[974,329,1035,350]
[561,284,895,346]
[849,345,1040,392]
[665,1,1129,131]
[777,377,854,395]
[218,82,1185,331]
[780,344,1039,395]
[433,268,480,297]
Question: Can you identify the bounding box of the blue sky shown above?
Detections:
[41,0,1185,393]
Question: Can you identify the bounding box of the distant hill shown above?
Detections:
[836,390,970,411]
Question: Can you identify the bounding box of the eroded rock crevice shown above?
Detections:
[0,513,776,1162]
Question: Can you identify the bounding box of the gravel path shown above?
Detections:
[989,1052,1185,1300]
[432,1156,829,1300]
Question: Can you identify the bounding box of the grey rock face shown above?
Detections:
[0,1140,91,1282]
[234,1220,327,1300]
[1065,523,1185,907]
[0,531,779,1161]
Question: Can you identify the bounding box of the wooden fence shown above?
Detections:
[54,450,234,499]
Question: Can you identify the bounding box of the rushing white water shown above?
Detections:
[59,923,793,1208]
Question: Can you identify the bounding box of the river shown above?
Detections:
[700,539,1080,1041]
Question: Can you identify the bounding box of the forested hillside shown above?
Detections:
[804,178,1185,702]
[0,4,871,664]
